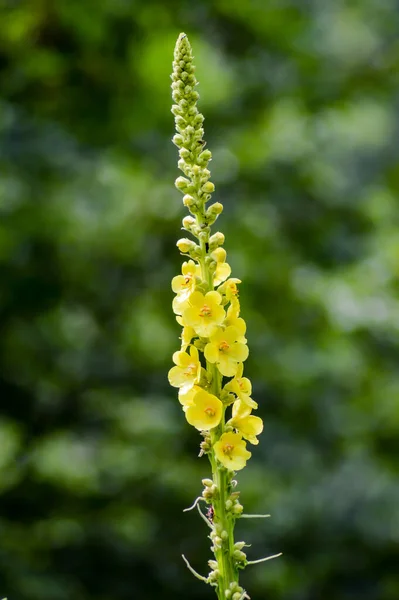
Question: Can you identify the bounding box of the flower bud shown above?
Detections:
[175,176,189,191]
[221,530,229,541]
[234,541,246,550]
[179,147,191,159]
[233,550,247,562]
[232,593,243,600]
[199,149,212,163]
[209,231,225,251]
[176,238,197,253]
[232,503,243,515]
[202,487,214,500]
[182,216,196,230]
[208,560,218,570]
[209,569,219,581]
[172,134,184,146]
[202,181,215,194]
[182,194,195,207]
[225,590,232,599]
[202,478,214,487]
[206,202,223,218]
[225,499,233,511]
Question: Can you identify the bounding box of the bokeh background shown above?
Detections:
[1,1,399,599]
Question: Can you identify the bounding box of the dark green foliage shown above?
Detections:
[0,2,399,599]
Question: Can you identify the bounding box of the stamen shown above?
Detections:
[199,304,211,317]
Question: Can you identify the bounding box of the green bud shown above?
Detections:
[225,591,232,599]
[232,593,243,600]
[182,194,195,207]
[202,478,214,487]
[207,202,223,217]
[233,550,247,561]
[175,176,189,191]
[182,215,196,230]
[209,569,219,581]
[209,231,225,251]
[234,541,246,550]
[221,530,229,541]
[199,149,212,163]
[225,499,233,511]
[232,503,243,515]
[172,134,184,146]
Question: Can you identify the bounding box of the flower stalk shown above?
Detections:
[169,33,279,600]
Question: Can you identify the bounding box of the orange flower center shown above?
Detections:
[199,304,212,317]
[223,443,234,455]
[205,407,216,417]
[184,364,197,377]
[219,341,230,352]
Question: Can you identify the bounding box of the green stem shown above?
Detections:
[195,140,238,600]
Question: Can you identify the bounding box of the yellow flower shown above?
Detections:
[172,260,201,315]
[168,346,201,394]
[213,432,251,471]
[224,297,247,343]
[229,401,263,445]
[224,363,257,409]
[185,389,223,430]
[218,278,241,300]
[204,326,249,377]
[211,248,231,286]
[182,291,225,337]
[178,385,201,410]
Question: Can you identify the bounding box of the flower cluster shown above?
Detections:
[169,35,262,471]
[169,33,272,600]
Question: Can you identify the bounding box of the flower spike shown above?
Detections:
[170,33,276,600]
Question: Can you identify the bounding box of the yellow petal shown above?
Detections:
[227,343,249,362]
[204,342,219,364]
[217,355,239,377]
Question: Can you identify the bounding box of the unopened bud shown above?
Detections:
[232,593,243,600]
[225,499,233,511]
[179,147,190,159]
[176,238,197,253]
[172,134,184,146]
[175,176,189,190]
[202,181,215,194]
[234,541,246,550]
[233,550,247,562]
[199,149,212,163]
[208,560,218,570]
[225,590,232,599]
[183,194,195,207]
[182,216,196,230]
[202,478,214,487]
[221,530,229,541]
[232,503,243,515]
[207,202,223,217]
[209,232,225,251]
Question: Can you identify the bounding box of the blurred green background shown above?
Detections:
[1,1,399,599]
